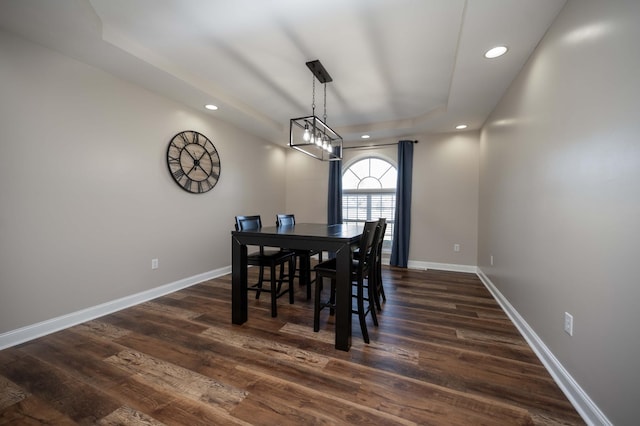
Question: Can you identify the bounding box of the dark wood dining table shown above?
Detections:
[231,222,363,351]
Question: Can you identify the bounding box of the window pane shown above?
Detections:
[343,195,359,220]
[358,176,381,189]
[370,193,395,221]
[342,170,359,189]
[349,159,369,180]
[379,168,397,188]
[370,158,390,179]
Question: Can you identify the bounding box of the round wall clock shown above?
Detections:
[167,130,221,194]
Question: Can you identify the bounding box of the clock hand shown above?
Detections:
[186,164,198,176]
[193,151,210,174]
[185,149,198,161]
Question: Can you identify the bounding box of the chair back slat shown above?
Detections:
[375,218,387,257]
[235,215,262,231]
[276,214,295,227]
[356,221,379,278]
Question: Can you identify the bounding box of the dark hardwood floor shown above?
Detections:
[0,267,584,425]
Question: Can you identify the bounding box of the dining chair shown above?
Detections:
[235,215,295,317]
[352,218,387,312]
[371,218,387,312]
[313,220,381,343]
[276,214,323,300]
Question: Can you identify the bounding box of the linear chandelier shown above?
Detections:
[289,60,343,161]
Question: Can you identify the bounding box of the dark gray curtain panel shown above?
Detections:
[327,147,343,225]
[390,140,414,267]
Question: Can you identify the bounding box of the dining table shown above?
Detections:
[231,222,363,351]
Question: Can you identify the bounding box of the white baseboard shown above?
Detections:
[476,268,611,426]
[0,266,231,350]
[407,260,477,273]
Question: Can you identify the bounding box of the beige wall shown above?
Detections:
[410,133,479,268]
[284,148,328,224]
[0,29,287,333]
[478,0,640,423]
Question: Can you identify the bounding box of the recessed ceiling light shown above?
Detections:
[361,135,370,139]
[484,46,508,59]
[455,124,468,130]
[204,104,218,110]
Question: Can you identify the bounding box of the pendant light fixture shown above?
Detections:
[289,60,343,161]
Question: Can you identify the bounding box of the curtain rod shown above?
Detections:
[343,140,418,150]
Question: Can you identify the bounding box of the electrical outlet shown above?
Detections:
[151,258,159,270]
[564,312,573,336]
[453,244,460,252]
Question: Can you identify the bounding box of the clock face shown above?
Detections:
[167,131,220,193]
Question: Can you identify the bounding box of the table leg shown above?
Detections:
[334,244,352,351]
[232,236,248,324]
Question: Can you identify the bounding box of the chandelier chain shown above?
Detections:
[323,84,327,123]
[311,75,316,115]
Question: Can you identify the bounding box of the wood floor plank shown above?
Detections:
[200,325,331,369]
[0,352,122,423]
[72,319,132,340]
[96,405,167,426]
[104,349,248,412]
[0,375,27,410]
[94,374,178,419]
[149,396,254,426]
[233,366,417,426]
[0,394,77,425]
[0,267,585,425]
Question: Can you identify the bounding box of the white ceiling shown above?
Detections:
[0,0,566,146]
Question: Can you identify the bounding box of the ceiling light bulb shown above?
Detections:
[455,124,468,130]
[204,104,218,110]
[361,135,370,139]
[303,125,310,142]
[484,46,508,59]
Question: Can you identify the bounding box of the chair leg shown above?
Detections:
[378,281,386,302]
[255,265,265,299]
[288,257,295,304]
[329,279,336,316]
[368,279,379,327]
[289,255,298,287]
[357,281,369,344]
[270,265,277,317]
[298,252,311,300]
[378,262,386,302]
[305,255,313,300]
[314,273,322,332]
[372,267,382,312]
[276,260,287,294]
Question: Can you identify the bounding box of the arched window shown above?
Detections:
[342,157,396,250]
